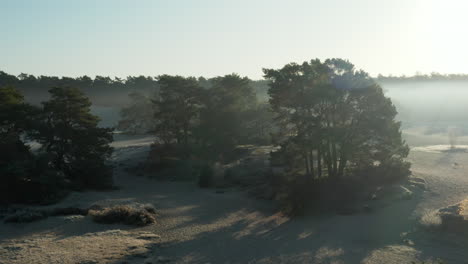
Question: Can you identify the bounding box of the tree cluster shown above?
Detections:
[0,86,113,204]
[264,59,410,214]
[0,71,269,107]
[1,58,411,212]
[122,60,409,211]
[144,74,274,164]
[120,74,275,186]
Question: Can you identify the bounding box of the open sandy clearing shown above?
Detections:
[1,135,468,263]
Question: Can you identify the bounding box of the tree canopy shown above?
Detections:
[265,59,409,180]
[0,86,115,204]
[38,87,114,189]
[264,59,410,214]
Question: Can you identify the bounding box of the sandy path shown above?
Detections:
[409,149,468,213]
[1,134,468,263]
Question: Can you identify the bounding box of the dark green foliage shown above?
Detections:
[148,74,274,162]
[118,91,157,134]
[145,143,202,181]
[153,75,203,148]
[2,58,411,211]
[145,74,274,184]
[0,87,64,204]
[243,103,275,145]
[0,141,65,204]
[89,205,157,226]
[282,176,310,216]
[265,59,410,213]
[1,86,114,204]
[38,87,114,190]
[198,164,214,188]
[20,154,67,204]
[265,59,409,179]
[196,74,258,158]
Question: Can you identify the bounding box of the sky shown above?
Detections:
[2,0,468,79]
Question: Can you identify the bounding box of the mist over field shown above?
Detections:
[384,82,468,126]
[381,81,468,148]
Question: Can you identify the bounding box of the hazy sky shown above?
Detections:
[2,0,468,79]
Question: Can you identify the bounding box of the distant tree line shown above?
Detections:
[376,72,468,82]
[0,86,113,205]
[0,71,269,106]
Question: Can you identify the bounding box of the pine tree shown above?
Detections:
[38,87,114,189]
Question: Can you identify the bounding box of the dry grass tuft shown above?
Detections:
[459,199,468,218]
[420,210,442,228]
[89,205,156,226]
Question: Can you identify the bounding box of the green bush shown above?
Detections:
[198,164,214,188]
[68,157,114,190]
[0,151,67,205]
[275,174,310,216]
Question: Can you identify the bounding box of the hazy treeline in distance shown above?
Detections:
[0,71,270,106]
[376,72,468,83]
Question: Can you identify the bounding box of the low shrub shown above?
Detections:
[48,207,89,216]
[4,207,89,223]
[89,205,156,226]
[0,153,68,205]
[275,174,311,216]
[4,210,47,223]
[141,204,157,214]
[198,164,214,188]
[224,166,250,185]
[420,210,442,229]
[4,205,157,225]
[273,172,378,216]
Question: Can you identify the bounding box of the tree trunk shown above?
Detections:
[326,139,333,177]
[317,145,322,178]
[338,151,347,178]
[332,141,338,177]
[304,153,310,176]
[309,149,315,179]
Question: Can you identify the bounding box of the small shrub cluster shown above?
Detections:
[198,164,214,188]
[48,207,89,216]
[89,205,157,226]
[274,174,311,216]
[3,207,89,223]
[145,144,205,181]
[4,210,48,223]
[3,205,157,226]
[273,173,384,216]
[420,210,442,229]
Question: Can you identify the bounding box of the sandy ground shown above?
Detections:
[1,132,468,264]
